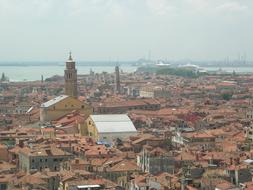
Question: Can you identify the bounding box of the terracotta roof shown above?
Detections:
[19,145,72,157]
[215,181,236,190]
[108,159,140,172]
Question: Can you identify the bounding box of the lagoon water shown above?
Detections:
[1,63,253,82]
[0,65,138,82]
[202,67,253,73]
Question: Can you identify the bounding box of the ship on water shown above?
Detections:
[178,63,206,73]
[155,60,171,67]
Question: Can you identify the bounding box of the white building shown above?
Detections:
[244,123,253,141]
[139,86,170,98]
[87,114,138,144]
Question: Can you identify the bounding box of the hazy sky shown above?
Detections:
[0,0,252,61]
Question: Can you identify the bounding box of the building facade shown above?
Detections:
[139,86,170,98]
[19,146,73,173]
[115,66,121,94]
[40,95,92,122]
[137,147,175,175]
[94,99,161,114]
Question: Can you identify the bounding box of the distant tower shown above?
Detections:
[40,75,44,91]
[64,52,78,98]
[1,73,5,81]
[115,65,121,94]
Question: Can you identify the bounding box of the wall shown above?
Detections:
[87,117,98,139]
[98,131,138,144]
[0,144,9,161]
[29,155,72,172]
[139,90,154,98]
[19,152,30,172]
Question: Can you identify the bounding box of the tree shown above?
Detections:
[222,93,232,101]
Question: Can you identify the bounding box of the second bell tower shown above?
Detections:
[64,52,78,98]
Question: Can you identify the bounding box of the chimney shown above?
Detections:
[235,169,239,186]
[196,153,199,161]
[230,157,233,165]
[166,176,172,188]
[235,157,240,165]
[181,178,185,190]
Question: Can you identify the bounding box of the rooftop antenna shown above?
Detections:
[116,58,120,67]
[148,50,151,61]
[244,53,247,64]
[238,53,241,64]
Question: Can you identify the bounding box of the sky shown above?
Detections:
[0,0,252,62]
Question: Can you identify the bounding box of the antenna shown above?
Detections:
[244,53,247,64]
[238,53,241,64]
[148,50,151,61]
[68,51,72,60]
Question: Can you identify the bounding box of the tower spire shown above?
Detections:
[115,65,121,94]
[68,51,72,61]
[65,52,77,98]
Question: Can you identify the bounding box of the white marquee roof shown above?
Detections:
[90,114,137,133]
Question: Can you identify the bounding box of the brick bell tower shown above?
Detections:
[64,52,78,98]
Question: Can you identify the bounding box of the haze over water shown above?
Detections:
[0,64,138,81]
[1,63,253,82]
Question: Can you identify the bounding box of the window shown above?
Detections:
[45,159,47,162]
[1,184,7,189]
[81,105,84,109]
[40,159,43,162]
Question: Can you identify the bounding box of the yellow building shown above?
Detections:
[41,127,56,139]
[86,116,98,139]
[40,95,93,122]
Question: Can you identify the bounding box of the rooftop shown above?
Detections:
[19,145,72,157]
[41,95,68,108]
[90,114,137,133]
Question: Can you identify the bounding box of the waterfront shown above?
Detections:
[1,64,253,81]
[0,64,138,81]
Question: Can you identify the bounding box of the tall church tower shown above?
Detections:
[115,65,121,94]
[64,52,78,98]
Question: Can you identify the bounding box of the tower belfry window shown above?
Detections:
[64,52,78,98]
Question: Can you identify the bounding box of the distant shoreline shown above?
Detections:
[1,61,253,67]
[0,61,135,67]
[1,63,253,82]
